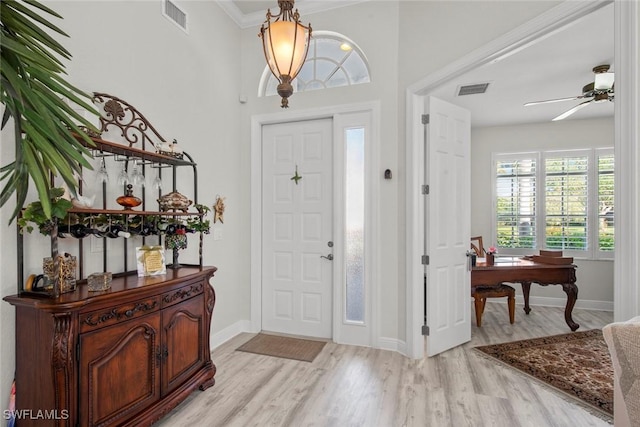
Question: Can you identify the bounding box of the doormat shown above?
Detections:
[474,330,613,419]
[236,333,327,362]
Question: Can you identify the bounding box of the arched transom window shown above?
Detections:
[259,31,371,97]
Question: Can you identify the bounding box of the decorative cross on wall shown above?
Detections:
[291,165,302,185]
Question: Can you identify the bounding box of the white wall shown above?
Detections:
[471,118,615,306]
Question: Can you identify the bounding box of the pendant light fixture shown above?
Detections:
[259,0,312,108]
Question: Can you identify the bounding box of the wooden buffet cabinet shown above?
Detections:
[4,266,216,427]
[4,94,218,426]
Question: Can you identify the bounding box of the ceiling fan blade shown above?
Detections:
[524,95,585,107]
[551,100,593,121]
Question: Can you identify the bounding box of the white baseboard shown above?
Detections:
[210,320,252,350]
[377,337,408,356]
[487,295,613,312]
[525,295,613,312]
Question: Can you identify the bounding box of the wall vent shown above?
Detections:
[163,0,188,33]
[457,83,490,96]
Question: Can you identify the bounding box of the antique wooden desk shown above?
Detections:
[471,257,579,331]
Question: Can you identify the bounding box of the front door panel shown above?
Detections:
[262,119,333,338]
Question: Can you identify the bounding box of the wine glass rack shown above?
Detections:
[16,93,206,296]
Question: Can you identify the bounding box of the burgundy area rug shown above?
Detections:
[474,330,613,418]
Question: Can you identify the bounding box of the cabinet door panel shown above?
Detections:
[79,313,161,427]
[162,294,205,394]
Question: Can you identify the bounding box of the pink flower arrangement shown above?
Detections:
[487,246,497,255]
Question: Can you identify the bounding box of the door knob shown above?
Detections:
[320,254,334,261]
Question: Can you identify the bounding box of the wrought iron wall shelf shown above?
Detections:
[16,93,205,296]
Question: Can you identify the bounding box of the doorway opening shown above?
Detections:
[405,0,626,359]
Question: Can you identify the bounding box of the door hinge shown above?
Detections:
[421,184,429,195]
[421,255,429,265]
[422,114,429,125]
[422,325,430,336]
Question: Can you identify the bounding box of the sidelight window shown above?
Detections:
[345,128,365,323]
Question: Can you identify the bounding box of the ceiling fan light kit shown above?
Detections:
[525,64,614,121]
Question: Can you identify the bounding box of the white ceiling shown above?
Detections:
[221,1,614,128]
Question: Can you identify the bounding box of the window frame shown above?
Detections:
[492,148,614,260]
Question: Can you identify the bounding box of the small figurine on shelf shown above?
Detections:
[157,139,184,159]
[71,194,95,209]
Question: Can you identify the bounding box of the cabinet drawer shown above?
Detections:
[80,296,160,333]
[161,280,204,308]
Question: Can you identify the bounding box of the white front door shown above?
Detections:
[261,119,333,338]
[425,96,471,356]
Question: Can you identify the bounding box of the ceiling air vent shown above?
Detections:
[457,83,490,96]
[163,0,188,33]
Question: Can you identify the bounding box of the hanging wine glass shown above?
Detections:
[130,159,145,187]
[96,155,109,184]
[116,163,130,186]
[152,166,163,190]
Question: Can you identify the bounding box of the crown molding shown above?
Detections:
[216,0,370,29]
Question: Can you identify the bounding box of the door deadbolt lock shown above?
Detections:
[328,241,333,248]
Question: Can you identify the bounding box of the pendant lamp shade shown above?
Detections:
[260,1,312,108]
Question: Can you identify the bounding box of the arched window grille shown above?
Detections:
[259,31,371,97]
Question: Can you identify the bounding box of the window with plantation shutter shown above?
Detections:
[493,148,614,260]
[544,153,589,251]
[495,156,537,249]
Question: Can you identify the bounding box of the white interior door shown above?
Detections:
[425,96,471,356]
[262,119,333,338]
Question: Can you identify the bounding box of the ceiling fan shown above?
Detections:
[524,64,614,121]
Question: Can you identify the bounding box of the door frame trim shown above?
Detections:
[250,101,381,345]
[405,0,636,359]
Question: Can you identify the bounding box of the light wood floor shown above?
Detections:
[155,304,614,427]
